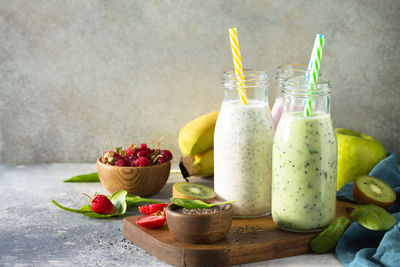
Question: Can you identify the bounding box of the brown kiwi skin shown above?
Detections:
[172,183,216,201]
[353,178,395,210]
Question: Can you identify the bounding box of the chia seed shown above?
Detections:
[177,206,222,215]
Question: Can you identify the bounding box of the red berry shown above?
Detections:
[135,157,150,167]
[102,151,122,165]
[138,143,147,150]
[157,157,166,164]
[90,195,116,214]
[126,147,134,156]
[138,203,168,215]
[125,154,137,162]
[126,144,138,156]
[160,150,173,161]
[137,150,150,158]
[115,158,128,167]
[136,215,166,229]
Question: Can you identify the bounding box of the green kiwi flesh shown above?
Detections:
[353,175,396,209]
[173,182,216,200]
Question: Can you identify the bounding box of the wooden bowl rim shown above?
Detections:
[166,203,233,218]
[97,158,171,170]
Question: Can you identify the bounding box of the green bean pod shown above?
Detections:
[63,172,99,182]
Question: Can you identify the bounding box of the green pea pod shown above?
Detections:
[64,172,100,182]
[347,204,396,231]
[310,216,351,254]
[170,197,236,209]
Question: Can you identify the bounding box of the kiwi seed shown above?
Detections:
[353,175,396,210]
[172,182,216,200]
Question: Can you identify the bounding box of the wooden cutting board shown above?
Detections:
[124,200,349,267]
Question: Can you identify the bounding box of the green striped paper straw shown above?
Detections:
[304,34,325,117]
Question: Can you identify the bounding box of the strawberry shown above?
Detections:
[136,215,166,229]
[138,203,168,215]
[90,195,116,214]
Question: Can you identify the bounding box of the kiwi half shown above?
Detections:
[353,175,396,210]
[172,182,216,201]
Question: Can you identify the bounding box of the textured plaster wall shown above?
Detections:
[1,0,399,164]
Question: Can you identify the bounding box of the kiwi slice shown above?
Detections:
[172,182,216,200]
[353,175,396,210]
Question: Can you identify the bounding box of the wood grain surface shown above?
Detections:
[124,200,350,266]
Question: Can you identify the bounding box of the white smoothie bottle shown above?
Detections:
[272,75,337,232]
[214,70,275,218]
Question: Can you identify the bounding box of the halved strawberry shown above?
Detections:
[136,215,166,229]
[138,203,168,215]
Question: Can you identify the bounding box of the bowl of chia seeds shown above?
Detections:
[166,202,233,244]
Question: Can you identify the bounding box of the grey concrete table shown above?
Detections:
[0,164,342,266]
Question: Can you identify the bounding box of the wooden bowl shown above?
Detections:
[166,203,233,244]
[96,158,171,197]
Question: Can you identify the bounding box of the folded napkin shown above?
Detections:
[335,152,400,267]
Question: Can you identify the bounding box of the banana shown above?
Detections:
[179,148,214,179]
[178,111,218,156]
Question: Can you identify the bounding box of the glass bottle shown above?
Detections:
[214,70,275,218]
[271,64,310,127]
[271,75,337,232]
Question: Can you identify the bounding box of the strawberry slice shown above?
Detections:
[138,203,168,215]
[136,215,166,229]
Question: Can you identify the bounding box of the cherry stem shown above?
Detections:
[107,132,114,150]
[158,136,164,150]
[153,154,163,163]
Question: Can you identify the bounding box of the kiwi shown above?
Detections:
[172,182,216,200]
[353,175,396,210]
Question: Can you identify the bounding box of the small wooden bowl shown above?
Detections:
[166,203,233,244]
[96,158,171,197]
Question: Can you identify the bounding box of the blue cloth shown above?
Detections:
[335,153,400,267]
[337,153,400,213]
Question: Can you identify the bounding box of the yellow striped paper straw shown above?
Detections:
[228,27,248,105]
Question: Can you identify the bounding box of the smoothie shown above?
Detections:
[272,112,337,232]
[214,99,275,217]
[271,97,283,127]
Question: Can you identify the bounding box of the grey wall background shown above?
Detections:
[0,0,399,165]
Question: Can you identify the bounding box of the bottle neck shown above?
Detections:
[282,76,331,115]
[276,64,309,98]
[223,70,269,104]
[283,93,331,115]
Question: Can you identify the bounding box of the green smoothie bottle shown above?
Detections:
[271,75,337,233]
